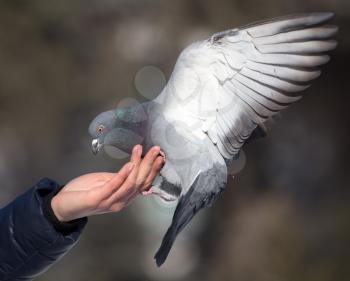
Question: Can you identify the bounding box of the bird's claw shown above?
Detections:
[159,150,166,161]
[141,186,177,201]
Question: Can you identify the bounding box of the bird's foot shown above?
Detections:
[141,186,177,202]
[141,189,154,196]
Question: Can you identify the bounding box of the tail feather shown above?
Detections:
[154,189,198,266]
[154,226,176,267]
[154,165,227,266]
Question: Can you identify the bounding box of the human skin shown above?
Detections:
[51,144,164,222]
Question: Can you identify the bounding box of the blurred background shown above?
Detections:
[0,0,349,280]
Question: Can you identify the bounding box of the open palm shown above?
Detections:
[51,145,164,221]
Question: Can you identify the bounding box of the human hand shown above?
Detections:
[51,144,164,222]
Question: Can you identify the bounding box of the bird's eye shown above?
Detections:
[97,125,105,133]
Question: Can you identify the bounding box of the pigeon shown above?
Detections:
[88,12,338,266]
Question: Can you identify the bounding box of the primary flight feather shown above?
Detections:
[88,12,338,266]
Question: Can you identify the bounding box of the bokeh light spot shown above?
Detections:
[134,65,166,100]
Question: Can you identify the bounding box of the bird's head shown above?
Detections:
[89,107,144,155]
[89,110,119,155]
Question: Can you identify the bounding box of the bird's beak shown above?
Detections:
[92,138,102,155]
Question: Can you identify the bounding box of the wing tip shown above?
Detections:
[284,11,334,23]
[330,39,338,50]
[324,24,339,35]
[312,11,334,20]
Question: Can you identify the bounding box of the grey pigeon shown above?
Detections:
[88,12,338,266]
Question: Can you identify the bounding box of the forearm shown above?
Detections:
[0,178,87,281]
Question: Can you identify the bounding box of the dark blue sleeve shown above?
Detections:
[0,178,87,281]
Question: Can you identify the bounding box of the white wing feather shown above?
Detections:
[155,12,337,159]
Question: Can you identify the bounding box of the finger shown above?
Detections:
[117,144,142,190]
[118,186,140,208]
[106,162,135,191]
[123,192,139,207]
[135,146,160,189]
[109,191,138,212]
[89,162,134,202]
[130,144,143,164]
[105,180,139,211]
[141,156,164,191]
[103,145,143,206]
[126,144,143,181]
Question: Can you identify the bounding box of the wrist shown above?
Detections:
[51,195,67,222]
[42,185,88,235]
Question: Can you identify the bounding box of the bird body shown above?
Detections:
[89,12,338,266]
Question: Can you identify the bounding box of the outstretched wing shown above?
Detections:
[155,12,337,159]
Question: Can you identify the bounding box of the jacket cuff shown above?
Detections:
[41,185,88,235]
[0,178,88,280]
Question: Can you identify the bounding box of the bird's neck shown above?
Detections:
[111,101,162,154]
[117,103,150,137]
